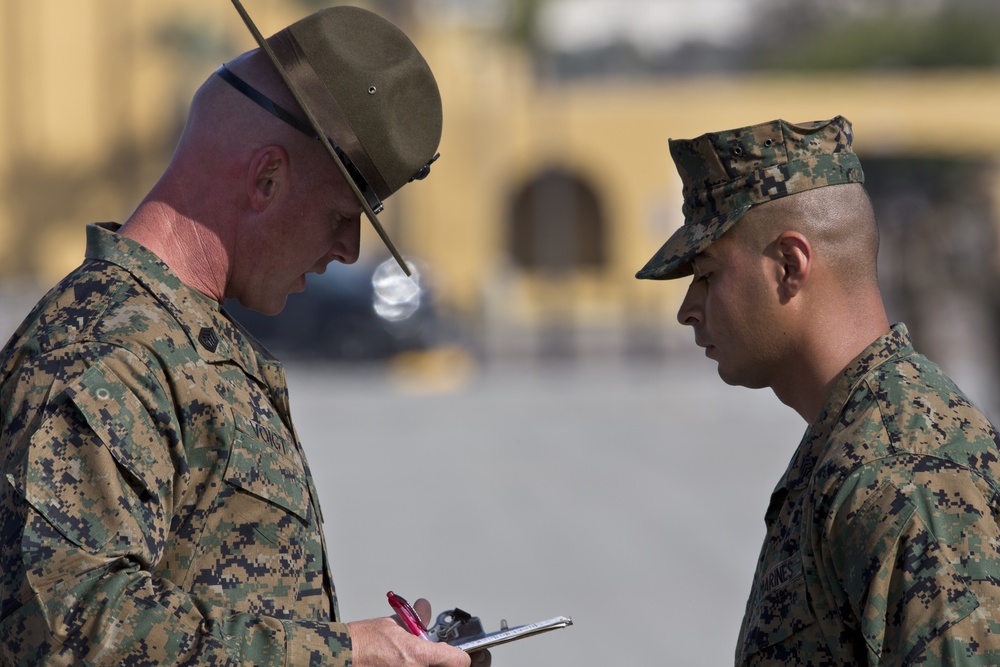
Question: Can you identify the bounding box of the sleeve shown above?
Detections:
[828,463,1000,666]
[0,347,352,666]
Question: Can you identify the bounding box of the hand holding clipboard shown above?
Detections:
[387,592,573,653]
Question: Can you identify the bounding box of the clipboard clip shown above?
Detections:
[428,608,488,644]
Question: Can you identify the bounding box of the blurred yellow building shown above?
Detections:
[2,0,1000,360]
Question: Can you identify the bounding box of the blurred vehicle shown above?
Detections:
[225,258,443,361]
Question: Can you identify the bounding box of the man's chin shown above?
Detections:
[717,366,768,390]
[718,369,741,387]
[238,294,289,317]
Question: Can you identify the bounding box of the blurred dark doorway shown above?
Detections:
[507,167,609,362]
[508,167,607,275]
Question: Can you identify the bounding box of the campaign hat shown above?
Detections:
[635,116,864,281]
[230,1,443,275]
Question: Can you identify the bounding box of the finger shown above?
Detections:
[426,641,473,667]
[413,597,432,626]
[471,648,492,666]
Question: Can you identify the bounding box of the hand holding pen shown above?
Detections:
[382,591,491,666]
[387,591,432,641]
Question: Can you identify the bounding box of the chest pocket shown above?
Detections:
[224,414,311,525]
[738,556,817,663]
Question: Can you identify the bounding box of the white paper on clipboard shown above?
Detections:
[454,615,573,652]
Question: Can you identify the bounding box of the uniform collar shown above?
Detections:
[777,323,912,491]
[84,222,273,382]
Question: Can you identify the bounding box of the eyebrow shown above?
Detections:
[690,250,718,277]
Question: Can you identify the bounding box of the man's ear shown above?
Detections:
[246,145,289,212]
[774,231,811,300]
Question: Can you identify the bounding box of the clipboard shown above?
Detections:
[452,615,573,652]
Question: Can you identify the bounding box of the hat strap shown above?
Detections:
[215,65,314,138]
[215,64,384,216]
[269,31,391,200]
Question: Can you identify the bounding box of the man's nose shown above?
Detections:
[335,216,361,264]
[676,281,704,327]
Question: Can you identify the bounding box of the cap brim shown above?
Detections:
[230,0,411,276]
[635,205,751,281]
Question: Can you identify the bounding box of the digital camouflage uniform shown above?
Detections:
[736,324,1000,665]
[634,117,1000,665]
[0,223,352,665]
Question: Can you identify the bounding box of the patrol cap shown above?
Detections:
[635,116,864,281]
[230,1,443,276]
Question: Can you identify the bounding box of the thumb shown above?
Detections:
[413,597,433,627]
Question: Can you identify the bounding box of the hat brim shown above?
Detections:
[230,0,411,275]
[635,204,751,281]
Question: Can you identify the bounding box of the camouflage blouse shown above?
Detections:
[736,324,1000,665]
[0,223,351,665]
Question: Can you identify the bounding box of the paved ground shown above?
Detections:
[1,289,804,664]
[4,285,996,664]
[287,351,805,666]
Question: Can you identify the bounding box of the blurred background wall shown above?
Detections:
[1,0,1000,416]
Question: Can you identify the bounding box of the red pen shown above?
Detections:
[387,591,432,641]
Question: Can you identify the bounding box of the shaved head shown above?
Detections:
[726,183,880,293]
[181,50,312,160]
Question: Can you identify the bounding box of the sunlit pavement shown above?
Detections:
[289,350,804,666]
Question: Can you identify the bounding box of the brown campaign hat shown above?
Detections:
[635,116,864,281]
[230,0,443,276]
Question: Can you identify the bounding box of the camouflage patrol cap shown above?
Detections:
[635,116,864,281]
